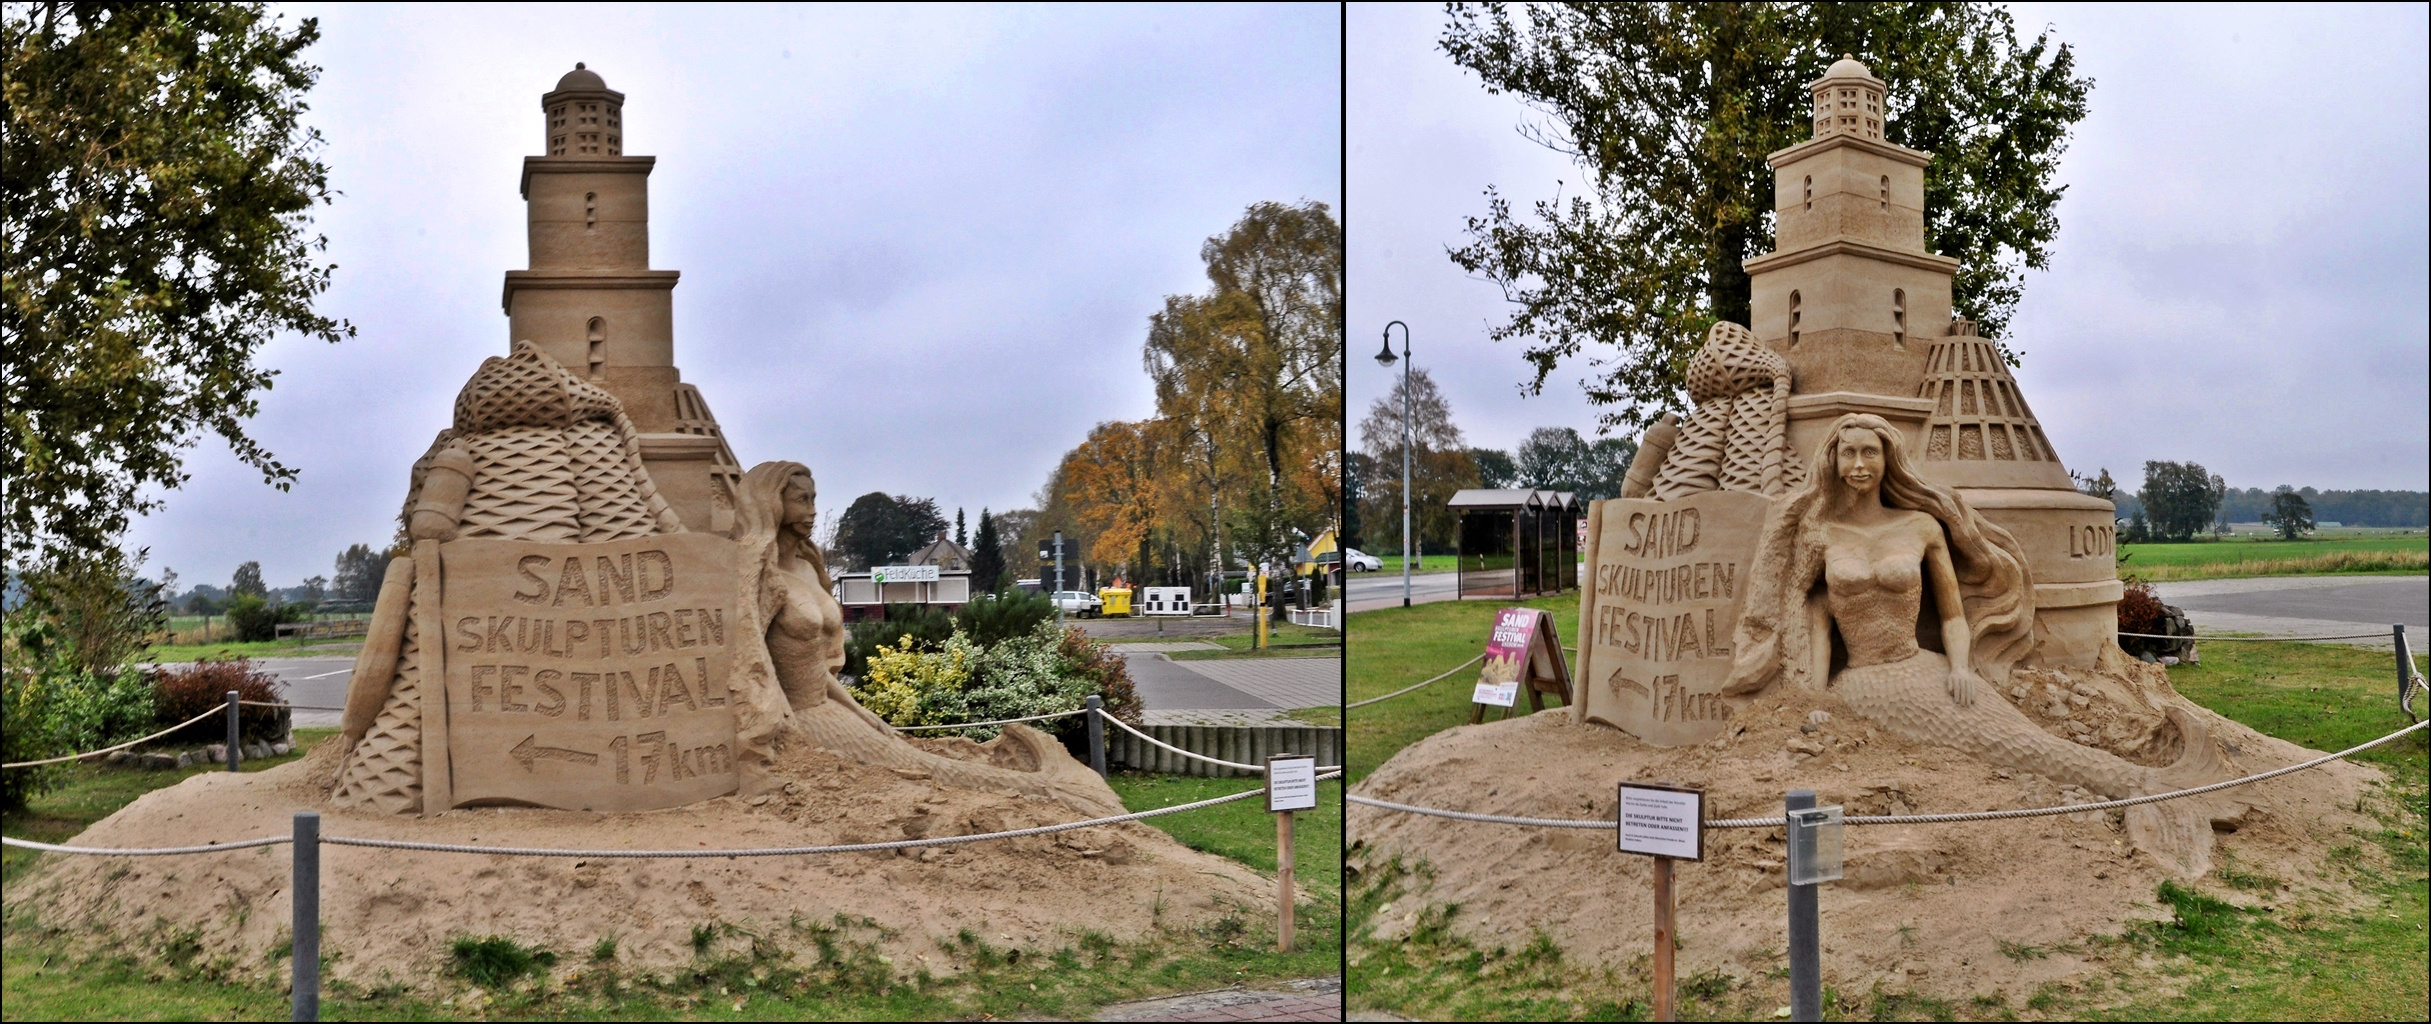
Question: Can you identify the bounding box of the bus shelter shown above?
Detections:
[1449,489,1579,600]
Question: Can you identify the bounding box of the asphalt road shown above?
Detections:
[1345,570,1461,612]
[2152,575,2426,643]
[146,656,357,729]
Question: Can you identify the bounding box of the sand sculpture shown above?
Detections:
[10,67,1260,987]
[1352,59,2386,996]
[323,66,1116,820]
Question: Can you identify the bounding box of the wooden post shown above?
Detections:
[1276,808,1295,952]
[1652,855,1676,1021]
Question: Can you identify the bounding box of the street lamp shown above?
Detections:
[1375,321,1412,608]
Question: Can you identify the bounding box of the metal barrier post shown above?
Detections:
[292,811,320,1022]
[1787,789,1820,1021]
[1085,696,1107,777]
[2394,624,2416,722]
[225,691,242,772]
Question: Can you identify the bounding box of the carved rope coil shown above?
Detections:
[1650,322,1806,500]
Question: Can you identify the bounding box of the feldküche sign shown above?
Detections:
[871,565,941,584]
[438,533,740,812]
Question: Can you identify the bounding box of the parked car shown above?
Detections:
[1050,590,1103,617]
[1343,547,1383,572]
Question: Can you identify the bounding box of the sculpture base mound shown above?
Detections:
[9,739,1267,994]
[1350,657,2383,1001]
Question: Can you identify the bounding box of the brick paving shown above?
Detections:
[1171,657,1341,710]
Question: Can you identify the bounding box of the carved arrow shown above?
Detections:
[510,734,601,772]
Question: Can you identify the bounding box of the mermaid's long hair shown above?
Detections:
[1723,414,2036,694]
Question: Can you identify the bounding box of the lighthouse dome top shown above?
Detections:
[1809,54,1885,141]
[555,62,607,92]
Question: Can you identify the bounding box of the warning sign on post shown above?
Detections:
[1617,782,1704,860]
[1266,755,1319,812]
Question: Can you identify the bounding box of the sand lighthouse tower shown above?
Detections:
[504,64,743,533]
[1737,56,2122,668]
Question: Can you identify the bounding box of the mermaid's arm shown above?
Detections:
[1924,523,1978,706]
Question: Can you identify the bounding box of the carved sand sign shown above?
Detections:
[439,533,740,811]
[1575,490,1771,745]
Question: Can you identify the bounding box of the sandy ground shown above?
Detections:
[1349,654,2390,1003]
[8,739,1271,995]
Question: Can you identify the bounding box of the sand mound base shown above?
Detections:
[8,741,1268,994]
[1350,672,2384,1000]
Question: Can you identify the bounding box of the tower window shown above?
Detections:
[585,191,597,229]
[1803,176,1812,211]
[1892,289,1907,349]
[1879,175,1889,211]
[1789,291,1802,349]
[586,318,606,378]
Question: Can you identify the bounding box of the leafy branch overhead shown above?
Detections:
[3,2,352,570]
[1441,1,2090,433]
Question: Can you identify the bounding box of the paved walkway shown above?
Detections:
[2153,575,2426,646]
[1124,652,1341,726]
[1096,977,1342,1021]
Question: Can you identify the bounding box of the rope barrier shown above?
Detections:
[2116,630,2391,642]
[1346,653,1484,709]
[0,772,1345,859]
[890,708,1088,732]
[1093,711,1341,774]
[1,706,230,769]
[1350,719,2429,830]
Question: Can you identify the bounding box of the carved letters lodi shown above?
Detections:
[1576,490,1773,745]
[440,534,740,811]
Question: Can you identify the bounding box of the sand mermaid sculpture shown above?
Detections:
[726,460,1122,817]
[1722,413,2225,871]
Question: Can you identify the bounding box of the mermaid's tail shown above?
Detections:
[2123,706,2226,876]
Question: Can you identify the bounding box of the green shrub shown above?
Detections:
[843,620,1140,743]
[841,603,955,679]
[221,593,304,642]
[1,611,158,810]
[955,589,1055,647]
[152,657,287,745]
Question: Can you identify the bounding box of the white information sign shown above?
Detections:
[871,565,941,584]
[1472,680,1520,707]
[1616,782,1704,861]
[1265,755,1319,812]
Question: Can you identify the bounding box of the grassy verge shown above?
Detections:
[1364,554,1460,576]
[1346,593,1578,785]
[143,638,363,663]
[2119,535,2427,581]
[1167,622,1342,661]
[1344,621,2429,1020]
[3,741,1338,1020]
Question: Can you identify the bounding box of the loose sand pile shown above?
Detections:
[1350,651,2389,1000]
[9,733,1270,993]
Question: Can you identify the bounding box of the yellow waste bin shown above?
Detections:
[1098,587,1132,617]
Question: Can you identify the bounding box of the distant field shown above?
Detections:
[2119,535,2427,580]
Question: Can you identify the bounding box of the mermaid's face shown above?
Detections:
[781,474,817,538]
[1834,427,1886,498]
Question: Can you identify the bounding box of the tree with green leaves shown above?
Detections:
[230,560,265,598]
[330,542,383,604]
[969,508,1005,594]
[2139,461,2225,543]
[3,3,352,573]
[1469,447,1518,489]
[2263,486,2314,541]
[833,493,946,571]
[1441,2,2091,432]
[1358,366,1479,555]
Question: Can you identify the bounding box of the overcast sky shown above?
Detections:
[1348,3,2428,493]
[126,3,1340,592]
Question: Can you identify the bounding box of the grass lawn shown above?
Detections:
[1344,608,2429,1020]
[1168,621,1342,662]
[1346,593,1578,785]
[2118,535,2427,581]
[1362,554,1459,576]
[3,743,1340,1021]
[143,638,363,664]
